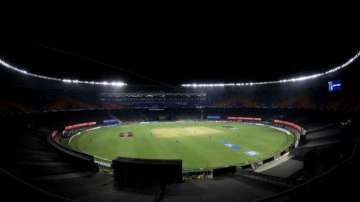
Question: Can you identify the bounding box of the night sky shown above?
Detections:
[1,13,359,86]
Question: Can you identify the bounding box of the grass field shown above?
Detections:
[64,121,294,171]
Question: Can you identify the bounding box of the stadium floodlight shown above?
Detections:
[110,81,126,87]
[62,79,72,83]
[0,58,127,87]
[181,50,360,88]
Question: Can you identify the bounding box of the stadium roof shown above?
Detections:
[1,15,359,87]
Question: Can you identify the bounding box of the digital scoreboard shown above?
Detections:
[328,80,342,92]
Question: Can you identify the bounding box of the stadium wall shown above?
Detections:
[48,131,98,171]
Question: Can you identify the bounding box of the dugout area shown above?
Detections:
[112,157,183,187]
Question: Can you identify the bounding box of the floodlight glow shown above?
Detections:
[0,58,127,87]
[62,79,71,83]
[182,50,360,88]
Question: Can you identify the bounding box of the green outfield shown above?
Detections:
[63,121,294,171]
